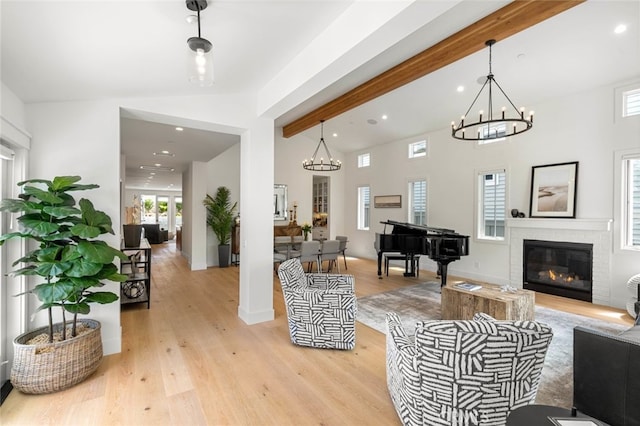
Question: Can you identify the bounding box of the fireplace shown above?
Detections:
[523,239,593,302]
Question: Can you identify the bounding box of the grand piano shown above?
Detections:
[374,220,469,287]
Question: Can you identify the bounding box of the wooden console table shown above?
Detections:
[441,282,534,321]
[274,224,302,237]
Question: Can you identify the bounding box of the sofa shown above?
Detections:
[573,324,640,425]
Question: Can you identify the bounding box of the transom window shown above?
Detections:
[358,153,370,168]
[623,88,640,117]
[477,123,506,144]
[408,140,427,158]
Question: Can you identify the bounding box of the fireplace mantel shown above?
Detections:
[507,218,612,232]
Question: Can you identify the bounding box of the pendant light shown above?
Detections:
[451,39,533,141]
[186,0,213,86]
[302,120,341,171]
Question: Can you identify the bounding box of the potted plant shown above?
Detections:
[0,176,127,394]
[203,186,237,268]
[301,222,312,241]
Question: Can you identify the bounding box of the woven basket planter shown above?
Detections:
[11,319,103,394]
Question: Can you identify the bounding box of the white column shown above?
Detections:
[238,117,275,324]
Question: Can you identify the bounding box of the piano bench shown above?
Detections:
[384,254,420,277]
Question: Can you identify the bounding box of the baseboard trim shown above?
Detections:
[1,380,13,406]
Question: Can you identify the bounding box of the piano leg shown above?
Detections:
[377,252,383,279]
[404,253,416,277]
[438,261,449,287]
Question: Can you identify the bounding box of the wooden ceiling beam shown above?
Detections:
[282,0,585,138]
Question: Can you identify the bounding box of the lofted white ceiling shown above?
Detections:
[2,1,639,191]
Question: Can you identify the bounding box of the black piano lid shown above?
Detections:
[380,220,456,235]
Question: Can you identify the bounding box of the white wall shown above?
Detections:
[205,143,240,267]
[24,100,123,354]
[1,82,30,150]
[337,78,640,310]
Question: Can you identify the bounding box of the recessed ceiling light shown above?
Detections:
[139,165,175,172]
[153,151,175,157]
[614,24,627,34]
[175,127,184,131]
[367,119,377,125]
[381,115,388,120]
[332,133,338,137]
[457,85,464,92]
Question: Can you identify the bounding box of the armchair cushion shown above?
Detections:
[386,312,553,426]
[277,259,357,350]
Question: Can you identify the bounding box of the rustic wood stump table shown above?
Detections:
[441,282,535,321]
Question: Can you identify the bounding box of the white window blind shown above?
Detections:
[478,170,506,239]
[623,88,640,117]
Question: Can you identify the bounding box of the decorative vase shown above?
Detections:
[218,244,230,268]
[11,319,103,394]
[123,224,142,248]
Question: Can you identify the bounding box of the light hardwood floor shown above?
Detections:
[1,242,633,425]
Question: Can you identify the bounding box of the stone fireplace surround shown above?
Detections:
[508,218,612,306]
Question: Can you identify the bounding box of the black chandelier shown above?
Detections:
[186,0,213,86]
[302,120,341,171]
[452,39,533,141]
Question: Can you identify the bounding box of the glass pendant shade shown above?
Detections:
[187,37,213,86]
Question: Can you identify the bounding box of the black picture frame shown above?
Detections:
[529,161,578,218]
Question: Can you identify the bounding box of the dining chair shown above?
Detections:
[274,235,293,258]
[291,235,304,254]
[295,240,321,272]
[336,236,348,270]
[320,239,340,273]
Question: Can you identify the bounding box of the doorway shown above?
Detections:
[312,175,329,240]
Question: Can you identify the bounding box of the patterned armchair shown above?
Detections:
[277,258,357,350]
[386,312,553,426]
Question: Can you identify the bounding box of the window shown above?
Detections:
[157,196,169,229]
[0,146,14,385]
[477,122,506,144]
[141,195,156,224]
[623,155,640,249]
[408,140,427,158]
[357,186,370,230]
[623,88,640,117]
[358,153,370,168]
[408,179,427,225]
[175,197,182,227]
[478,170,506,240]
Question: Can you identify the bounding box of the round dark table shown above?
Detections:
[506,405,575,425]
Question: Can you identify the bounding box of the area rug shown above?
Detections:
[357,282,629,408]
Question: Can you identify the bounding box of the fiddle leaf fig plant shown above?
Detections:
[0,176,128,342]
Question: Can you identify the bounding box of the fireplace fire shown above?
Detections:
[523,239,593,302]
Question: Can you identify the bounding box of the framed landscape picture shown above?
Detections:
[374,195,401,208]
[529,161,578,218]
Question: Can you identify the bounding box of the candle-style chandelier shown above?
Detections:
[452,39,534,141]
[302,120,341,171]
